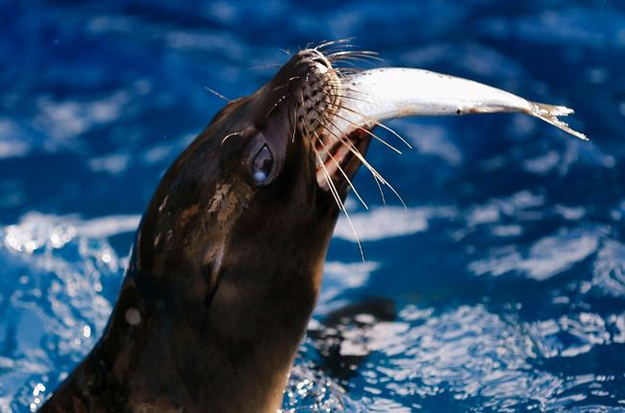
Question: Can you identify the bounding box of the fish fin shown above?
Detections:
[529,102,588,141]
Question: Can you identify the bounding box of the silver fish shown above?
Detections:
[330,67,587,141]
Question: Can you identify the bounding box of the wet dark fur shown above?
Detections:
[41,49,370,412]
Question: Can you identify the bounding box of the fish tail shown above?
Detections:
[529,102,588,141]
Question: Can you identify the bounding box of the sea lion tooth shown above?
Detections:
[328,67,587,141]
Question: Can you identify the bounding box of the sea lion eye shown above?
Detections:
[251,144,274,185]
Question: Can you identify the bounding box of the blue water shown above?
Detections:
[1,0,625,411]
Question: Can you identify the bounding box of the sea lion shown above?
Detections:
[41,42,585,412]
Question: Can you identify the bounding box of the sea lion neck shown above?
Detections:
[72,186,341,412]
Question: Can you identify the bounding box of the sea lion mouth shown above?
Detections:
[312,127,371,191]
[286,48,367,192]
[289,47,389,195]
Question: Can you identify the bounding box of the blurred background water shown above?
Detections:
[1,0,625,411]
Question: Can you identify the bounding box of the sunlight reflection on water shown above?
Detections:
[2,0,625,411]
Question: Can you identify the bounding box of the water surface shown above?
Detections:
[1,0,625,411]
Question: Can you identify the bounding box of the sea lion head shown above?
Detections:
[135,48,372,300]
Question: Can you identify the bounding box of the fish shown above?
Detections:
[328,67,587,142]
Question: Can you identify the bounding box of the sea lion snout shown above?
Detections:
[290,50,343,137]
[252,48,372,195]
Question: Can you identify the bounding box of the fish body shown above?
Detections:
[332,68,587,141]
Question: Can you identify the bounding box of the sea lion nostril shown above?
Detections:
[312,57,328,67]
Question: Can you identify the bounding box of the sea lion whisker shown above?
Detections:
[314,109,406,209]
[269,75,309,119]
[305,122,365,262]
[373,170,387,205]
[327,54,384,65]
[331,59,358,68]
[221,131,242,146]
[327,68,355,80]
[324,91,373,106]
[272,75,304,101]
[312,109,388,204]
[326,51,384,66]
[324,80,376,98]
[310,108,375,174]
[320,45,359,56]
[320,42,359,50]
[313,127,369,200]
[340,204,366,262]
[334,85,377,98]
[313,130,369,210]
[265,93,288,118]
[314,37,357,51]
[319,101,403,155]
[291,106,298,143]
[326,50,380,58]
[203,86,230,102]
[331,68,362,76]
[302,120,342,210]
[317,154,343,210]
[342,87,377,98]
[380,173,407,210]
[328,58,376,69]
[317,92,405,153]
[315,145,366,262]
[313,110,379,174]
[311,107,392,204]
[328,56,372,64]
[319,44,372,57]
[249,63,283,70]
[321,95,413,149]
[332,53,382,61]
